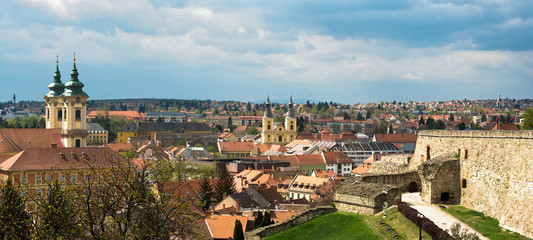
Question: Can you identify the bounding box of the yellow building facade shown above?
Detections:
[261,97,297,144]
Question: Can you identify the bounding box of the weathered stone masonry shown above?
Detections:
[411,130,533,238]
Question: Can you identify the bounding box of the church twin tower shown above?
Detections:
[261,96,297,144]
[44,56,89,148]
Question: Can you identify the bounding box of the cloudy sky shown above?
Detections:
[1,0,532,103]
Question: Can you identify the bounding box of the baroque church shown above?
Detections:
[44,56,89,148]
[261,96,297,144]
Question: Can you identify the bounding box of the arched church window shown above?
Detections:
[75,139,81,147]
[58,110,62,121]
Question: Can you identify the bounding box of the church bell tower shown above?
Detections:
[44,55,89,148]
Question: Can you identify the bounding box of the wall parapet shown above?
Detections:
[245,206,336,240]
[418,130,533,139]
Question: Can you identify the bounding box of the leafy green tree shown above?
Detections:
[0,180,33,239]
[481,114,487,122]
[198,179,213,211]
[214,170,235,201]
[205,145,216,152]
[456,122,466,130]
[523,108,533,130]
[246,126,259,135]
[233,220,244,240]
[35,182,81,239]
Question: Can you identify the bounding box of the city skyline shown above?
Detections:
[1,0,532,103]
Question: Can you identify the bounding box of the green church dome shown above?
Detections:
[63,61,88,97]
[45,64,65,97]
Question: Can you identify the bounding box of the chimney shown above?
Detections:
[222,204,226,209]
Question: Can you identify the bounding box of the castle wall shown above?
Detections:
[411,130,533,238]
[361,171,420,192]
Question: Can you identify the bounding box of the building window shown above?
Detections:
[46,174,52,183]
[58,110,62,121]
[462,179,467,188]
[75,110,81,121]
[71,174,77,183]
[21,175,27,184]
[426,146,431,160]
[36,188,42,197]
[60,174,65,183]
[464,149,468,159]
[36,175,42,184]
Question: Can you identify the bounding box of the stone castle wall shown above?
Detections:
[362,171,421,192]
[411,130,533,238]
[334,188,402,215]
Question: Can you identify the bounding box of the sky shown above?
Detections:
[1,0,532,104]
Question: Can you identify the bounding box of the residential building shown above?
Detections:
[217,141,256,158]
[86,110,145,120]
[144,112,187,123]
[287,175,329,201]
[117,122,213,145]
[86,122,108,145]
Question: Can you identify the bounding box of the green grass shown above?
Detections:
[263,212,382,240]
[264,209,433,240]
[370,207,432,240]
[443,206,531,240]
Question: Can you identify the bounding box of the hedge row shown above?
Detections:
[397,202,452,240]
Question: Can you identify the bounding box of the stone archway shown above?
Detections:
[408,181,418,192]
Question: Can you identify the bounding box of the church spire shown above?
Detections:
[63,53,88,97]
[264,96,273,118]
[45,55,65,97]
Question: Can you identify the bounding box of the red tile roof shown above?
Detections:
[219,142,255,153]
[322,151,352,164]
[0,147,121,171]
[0,129,63,153]
[205,215,248,239]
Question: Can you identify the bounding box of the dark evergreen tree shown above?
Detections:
[419,116,426,125]
[449,113,455,121]
[426,116,435,125]
[434,120,446,129]
[0,180,33,239]
[214,170,235,201]
[261,211,271,227]
[254,211,263,229]
[198,179,213,212]
[481,113,487,122]
[233,220,244,240]
[366,110,371,120]
[357,112,363,121]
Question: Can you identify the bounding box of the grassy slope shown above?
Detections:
[370,207,432,240]
[264,212,381,240]
[264,208,432,240]
[443,206,530,240]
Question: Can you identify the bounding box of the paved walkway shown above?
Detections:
[402,193,488,240]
